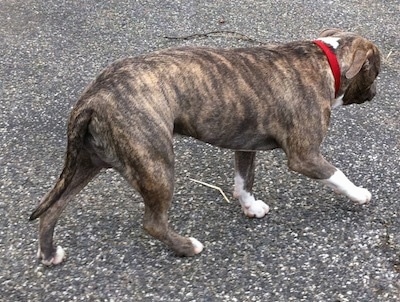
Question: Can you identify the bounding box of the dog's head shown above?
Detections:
[319,29,381,105]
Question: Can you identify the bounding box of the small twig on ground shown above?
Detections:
[382,49,397,68]
[384,50,393,63]
[189,178,231,203]
[164,30,267,45]
[385,50,393,61]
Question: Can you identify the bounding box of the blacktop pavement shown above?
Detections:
[0,0,399,301]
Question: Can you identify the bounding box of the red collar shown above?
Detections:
[313,40,341,97]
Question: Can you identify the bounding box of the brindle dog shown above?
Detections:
[30,29,381,265]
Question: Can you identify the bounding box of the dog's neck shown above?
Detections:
[313,39,341,98]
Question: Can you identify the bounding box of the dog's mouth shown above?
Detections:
[366,90,376,102]
[343,81,377,105]
[361,88,376,103]
[363,83,377,103]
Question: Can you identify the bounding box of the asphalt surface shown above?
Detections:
[1,0,399,301]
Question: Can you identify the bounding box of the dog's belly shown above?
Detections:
[174,122,280,151]
[202,134,280,151]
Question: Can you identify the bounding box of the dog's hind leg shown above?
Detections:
[37,151,102,265]
[234,151,269,218]
[122,146,203,256]
[142,183,203,256]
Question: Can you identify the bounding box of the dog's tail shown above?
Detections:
[29,107,93,221]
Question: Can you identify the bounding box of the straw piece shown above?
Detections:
[189,178,231,203]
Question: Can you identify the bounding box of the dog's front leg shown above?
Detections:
[234,151,269,218]
[288,153,371,204]
[321,169,372,204]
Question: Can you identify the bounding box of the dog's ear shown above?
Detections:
[319,28,343,37]
[345,44,374,79]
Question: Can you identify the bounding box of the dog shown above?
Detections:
[30,29,381,265]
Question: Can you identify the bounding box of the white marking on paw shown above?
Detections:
[332,94,344,109]
[242,199,270,218]
[233,174,245,199]
[317,37,340,49]
[234,174,269,218]
[322,169,371,204]
[41,246,66,266]
[347,187,372,204]
[189,237,204,254]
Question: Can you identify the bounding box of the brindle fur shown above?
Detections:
[30,29,380,263]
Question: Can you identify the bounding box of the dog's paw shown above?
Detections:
[347,187,372,204]
[189,237,204,254]
[40,246,66,266]
[322,170,371,205]
[242,200,270,218]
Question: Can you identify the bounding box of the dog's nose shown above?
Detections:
[370,89,376,100]
[366,93,375,102]
[366,84,377,102]
[371,83,377,95]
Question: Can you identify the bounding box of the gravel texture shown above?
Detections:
[0,0,399,301]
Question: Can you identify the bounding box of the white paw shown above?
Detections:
[242,199,270,218]
[189,237,204,254]
[346,187,372,204]
[322,170,371,205]
[41,246,66,266]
